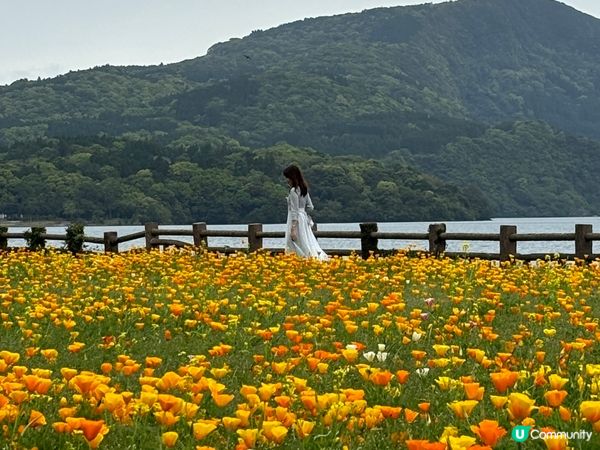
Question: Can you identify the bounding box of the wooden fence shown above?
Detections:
[1,222,599,261]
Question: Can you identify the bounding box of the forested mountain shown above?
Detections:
[0,130,490,223]
[1,0,600,222]
[412,121,600,217]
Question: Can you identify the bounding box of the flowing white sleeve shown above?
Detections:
[306,193,314,212]
[289,188,299,221]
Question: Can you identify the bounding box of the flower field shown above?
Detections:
[0,249,599,449]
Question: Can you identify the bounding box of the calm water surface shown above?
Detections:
[4,217,600,254]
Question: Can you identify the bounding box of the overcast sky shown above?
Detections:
[1,0,598,86]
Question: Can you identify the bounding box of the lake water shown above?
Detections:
[4,217,600,254]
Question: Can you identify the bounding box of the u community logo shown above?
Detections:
[511,425,593,443]
[511,426,531,443]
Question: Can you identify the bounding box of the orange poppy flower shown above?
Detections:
[536,351,546,363]
[212,392,235,407]
[370,370,393,386]
[222,417,242,431]
[449,400,478,419]
[404,408,419,423]
[274,395,292,408]
[193,422,217,440]
[157,371,182,391]
[490,395,508,409]
[558,406,571,422]
[157,394,184,413]
[0,351,20,365]
[539,427,568,450]
[28,410,46,428]
[580,401,600,423]
[418,402,430,413]
[52,422,71,433]
[467,348,485,363]
[145,356,162,368]
[60,367,78,380]
[258,383,278,401]
[235,409,251,427]
[490,370,519,393]
[162,431,178,448]
[406,439,430,450]
[262,422,288,444]
[294,419,315,438]
[341,388,365,402]
[76,419,105,442]
[470,419,507,447]
[507,393,536,421]
[411,350,427,361]
[154,411,180,426]
[236,428,258,448]
[463,382,485,400]
[377,405,402,419]
[406,440,446,450]
[41,348,58,361]
[341,348,358,362]
[396,370,410,384]
[544,390,568,407]
[103,392,125,413]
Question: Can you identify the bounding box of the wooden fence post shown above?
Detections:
[103,232,118,253]
[428,223,447,256]
[145,223,158,250]
[575,224,592,260]
[192,222,207,248]
[360,222,378,259]
[0,226,7,251]
[499,225,517,261]
[248,223,263,252]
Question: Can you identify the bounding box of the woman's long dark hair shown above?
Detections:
[283,164,308,197]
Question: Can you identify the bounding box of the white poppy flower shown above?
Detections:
[416,368,430,377]
[363,351,376,362]
[376,352,388,362]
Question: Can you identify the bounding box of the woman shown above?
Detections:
[283,164,328,260]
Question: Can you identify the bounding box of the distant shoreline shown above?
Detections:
[0,220,128,227]
[2,216,600,228]
[1,221,67,227]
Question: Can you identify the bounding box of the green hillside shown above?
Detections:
[0,129,490,223]
[412,121,600,216]
[1,0,600,222]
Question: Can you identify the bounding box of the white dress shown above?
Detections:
[285,187,328,260]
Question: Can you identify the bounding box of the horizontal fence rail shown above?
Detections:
[1,222,599,261]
